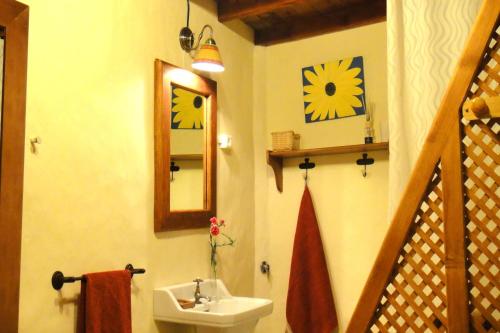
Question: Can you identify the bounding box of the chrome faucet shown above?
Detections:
[193,278,210,304]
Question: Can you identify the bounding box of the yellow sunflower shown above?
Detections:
[171,87,205,129]
[303,57,364,122]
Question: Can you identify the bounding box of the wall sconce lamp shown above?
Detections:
[179,0,224,73]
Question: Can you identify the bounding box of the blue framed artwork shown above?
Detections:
[302,56,366,123]
[171,86,205,129]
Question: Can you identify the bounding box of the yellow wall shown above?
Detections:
[17,0,389,331]
[171,131,204,155]
[18,0,255,332]
[170,160,204,210]
[252,23,389,332]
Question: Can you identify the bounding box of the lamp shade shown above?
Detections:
[192,38,224,73]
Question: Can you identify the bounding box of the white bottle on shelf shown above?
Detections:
[364,101,374,144]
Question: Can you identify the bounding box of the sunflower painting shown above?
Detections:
[171,87,205,129]
[302,56,366,123]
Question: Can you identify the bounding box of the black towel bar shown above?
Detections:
[51,264,146,290]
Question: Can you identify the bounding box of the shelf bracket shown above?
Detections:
[266,151,283,192]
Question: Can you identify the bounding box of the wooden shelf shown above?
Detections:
[267,142,389,192]
[171,154,203,161]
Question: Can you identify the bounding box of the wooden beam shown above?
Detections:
[255,0,386,46]
[442,121,470,332]
[217,0,304,22]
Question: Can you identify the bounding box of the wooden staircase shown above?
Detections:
[347,0,500,332]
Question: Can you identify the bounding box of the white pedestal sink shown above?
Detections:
[154,279,273,333]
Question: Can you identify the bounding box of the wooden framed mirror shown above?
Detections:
[154,60,217,232]
[0,1,29,332]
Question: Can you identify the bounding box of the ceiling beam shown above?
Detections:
[217,0,305,22]
[255,0,386,45]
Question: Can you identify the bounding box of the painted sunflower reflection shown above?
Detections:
[302,56,366,123]
[171,87,205,129]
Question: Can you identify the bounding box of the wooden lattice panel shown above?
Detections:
[370,166,448,333]
[468,25,499,100]
[347,3,500,332]
[462,23,500,333]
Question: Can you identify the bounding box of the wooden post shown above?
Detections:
[0,2,29,332]
[442,122,470,332]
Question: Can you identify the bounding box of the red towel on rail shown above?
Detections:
[77,270,132,333]
[286,186,338,333]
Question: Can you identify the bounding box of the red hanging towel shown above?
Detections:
[286,185,338,333]
[77,270,132,333]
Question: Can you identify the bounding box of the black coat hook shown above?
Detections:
[260,261,270,275]
[299,158,316,182]
[170,161,180,181]
[356,153,375,177]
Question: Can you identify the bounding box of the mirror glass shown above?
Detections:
[169,85,206,211]
[154,60,216,231]
[0,26,5,141]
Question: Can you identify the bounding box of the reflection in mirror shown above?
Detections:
[154,59,217,232]
[170,86,206,210]
[0,26,5,139]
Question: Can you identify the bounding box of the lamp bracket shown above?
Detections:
[179,24,214,54]
[179,26,195,52]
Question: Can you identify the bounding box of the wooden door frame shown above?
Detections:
[0,1,29,332]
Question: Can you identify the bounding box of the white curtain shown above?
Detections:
[387,0,483,217]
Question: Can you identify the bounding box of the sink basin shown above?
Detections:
[154,279,273,331]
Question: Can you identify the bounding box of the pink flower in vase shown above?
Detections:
[210,225,220,236]
[208,216,235,279]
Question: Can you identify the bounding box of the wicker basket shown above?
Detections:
[271,131,300,151]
